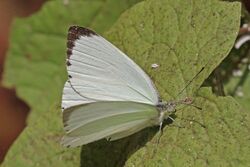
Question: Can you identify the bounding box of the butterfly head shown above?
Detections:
[157,97,194,116]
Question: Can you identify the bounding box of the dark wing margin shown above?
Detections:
[67,26,98,60]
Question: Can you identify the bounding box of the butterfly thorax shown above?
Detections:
[155,101,177,127]
[156,97,194,124]
[156,101,177,124]
[157,97,193,112]
[156,101,177,113]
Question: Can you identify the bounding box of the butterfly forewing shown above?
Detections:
[61,26,160,147]
[62,81,93,109]
[64,26,159,106]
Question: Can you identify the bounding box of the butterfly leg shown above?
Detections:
[157,121,163,144]
[168,116,185,128]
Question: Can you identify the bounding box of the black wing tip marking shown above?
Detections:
[67,26,98,59]
[66,60,71,66]
[68,26,98,40]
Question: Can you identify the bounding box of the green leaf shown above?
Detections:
[1,0,142,166]
[106,0,240,99]
[125,87,250,166]
[79,0,245,166]
[2,0,244,166]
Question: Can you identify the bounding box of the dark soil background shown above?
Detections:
[0,0,45,162]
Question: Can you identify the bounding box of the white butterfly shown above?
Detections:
[61,26,192,148]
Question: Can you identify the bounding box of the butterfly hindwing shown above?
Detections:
[62,101,158,147]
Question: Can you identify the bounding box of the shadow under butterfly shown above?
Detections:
[61,26,203,166]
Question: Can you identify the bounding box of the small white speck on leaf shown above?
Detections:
[151,63,159,69]
[63,0,69,5]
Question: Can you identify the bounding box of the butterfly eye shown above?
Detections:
[183,97,193,104]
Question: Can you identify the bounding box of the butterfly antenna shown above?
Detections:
[183,103,202,110]
[176,67,205,98]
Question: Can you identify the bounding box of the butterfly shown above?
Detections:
[61,26,194,148]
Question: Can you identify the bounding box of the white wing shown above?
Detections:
[61,101,158,147]
[62,81,94,109]
[64,26,159,106]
